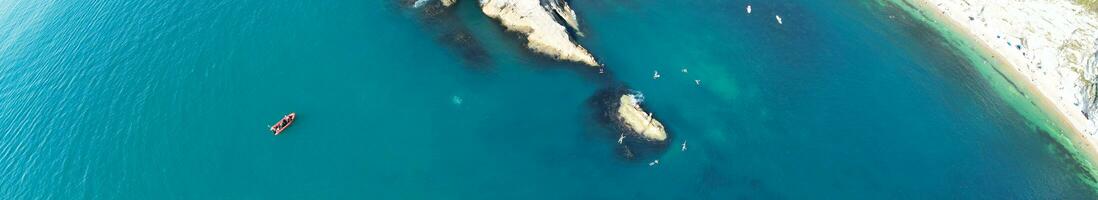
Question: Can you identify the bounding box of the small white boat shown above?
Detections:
[618,134,625,144]
[653,70,661,79]
[694,80,701,85]
[681,68,688,73]
[648,159,659,166]
[776,15,783,24]
[747,5,752,14]
[681,141,687,151]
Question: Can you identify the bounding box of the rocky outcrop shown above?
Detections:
[441,0,457,7]
[411,0,456,8]
[590,87,670,160]
[548,0,583,36]
[617,94,668,142]
[480,0,600,67]
[1080,39,1098,125]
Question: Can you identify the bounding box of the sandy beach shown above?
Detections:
[902,0,1098,172]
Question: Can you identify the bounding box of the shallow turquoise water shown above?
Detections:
[0,0,1095,199]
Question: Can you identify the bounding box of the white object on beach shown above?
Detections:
[747,5,752,14]
[653,70,661,79]
[776,15,783,24]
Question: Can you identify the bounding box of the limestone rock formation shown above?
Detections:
[479,0,600,67]
[616,94,668,142]
[590,87,670,160]
[548,0,583,36]
[441,0,456,7]
[1080,39,1098,126]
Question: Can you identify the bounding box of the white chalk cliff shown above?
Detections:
[480,0,600,67]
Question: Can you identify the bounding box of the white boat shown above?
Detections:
[776,15,783,24]
[747,5,752,14]
[653,70,661,79]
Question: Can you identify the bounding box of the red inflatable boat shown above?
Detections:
[270,112,296,135]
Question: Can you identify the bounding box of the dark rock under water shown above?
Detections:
[398,0,492,68]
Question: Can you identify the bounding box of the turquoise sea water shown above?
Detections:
[1,0,1096,199]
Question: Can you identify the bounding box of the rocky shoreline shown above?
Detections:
[404,0,672,159]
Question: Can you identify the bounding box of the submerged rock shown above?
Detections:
[480,0,599,67]
[400,0,492,67]
[409,0,456,8]
[439,28,491,67]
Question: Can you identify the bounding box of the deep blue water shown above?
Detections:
[0,0,1094,199]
